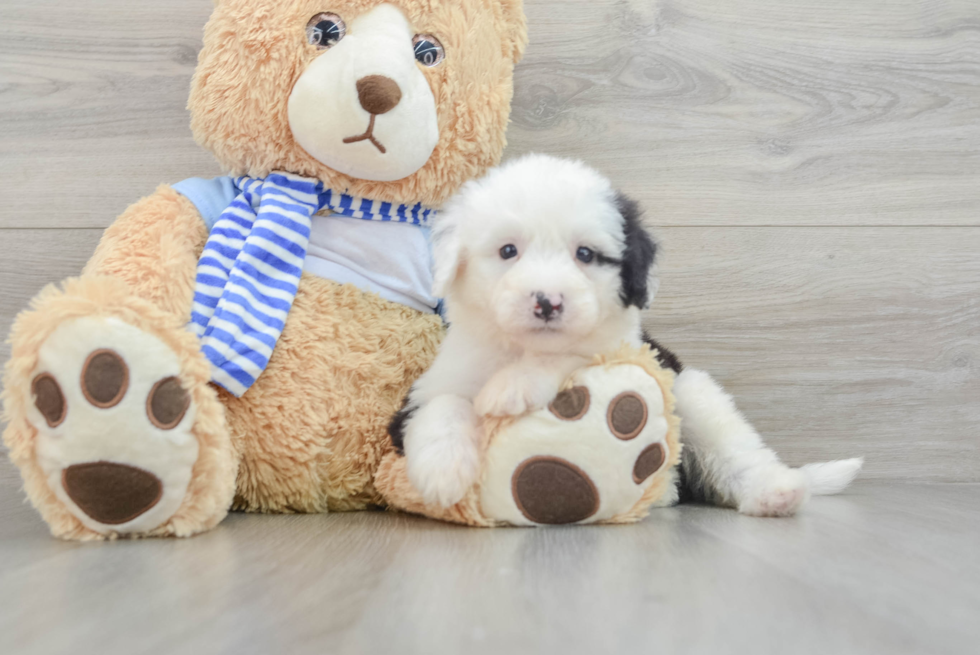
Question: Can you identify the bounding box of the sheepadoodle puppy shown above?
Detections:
[395,154,862,514]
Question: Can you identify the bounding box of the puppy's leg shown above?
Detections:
[404,394,483,507]
[674,368,862,517]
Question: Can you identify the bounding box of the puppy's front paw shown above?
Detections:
[474,369,557,417]
[737,465,810,517]
[404,395,482,507]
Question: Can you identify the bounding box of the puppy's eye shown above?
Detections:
[413,34,445,66]
[500,244,518,260]
[307,13,346,49]
[576,247,596,264]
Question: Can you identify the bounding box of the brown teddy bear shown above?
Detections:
[2,0,527,539]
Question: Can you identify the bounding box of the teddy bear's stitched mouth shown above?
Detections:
[343,114,387,154]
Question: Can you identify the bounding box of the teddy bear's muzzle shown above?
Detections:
[61,462,163,526]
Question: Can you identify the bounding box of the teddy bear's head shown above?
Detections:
[189,0,526,206]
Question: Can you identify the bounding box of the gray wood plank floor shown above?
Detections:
[1,457,977,655]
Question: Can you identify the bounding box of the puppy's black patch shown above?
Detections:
[387,397,417,456]
[615,193,658,308]
[640,332,683,374]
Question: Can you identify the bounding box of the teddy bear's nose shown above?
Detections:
[355,75,402,115]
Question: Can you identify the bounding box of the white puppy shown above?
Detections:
[392,154,863,514]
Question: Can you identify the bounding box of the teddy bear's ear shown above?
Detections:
[498,0,528,64]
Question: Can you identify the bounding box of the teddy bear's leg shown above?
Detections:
[2,187,238,539]
[220,277,444,514]
[673,368,862,517]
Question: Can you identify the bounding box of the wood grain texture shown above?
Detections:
[508,0,980,226]
[0,0,220,229]
[0,230,102,365]
[0,460,977,655]
[646,226,980,481]
[0,228,976,481]
[1,0,978,227]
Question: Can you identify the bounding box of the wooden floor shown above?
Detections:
[0,457,976,655]
[1,2,979,653]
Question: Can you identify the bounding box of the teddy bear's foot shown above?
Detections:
[4,278,237,539]
[479,359,680,526]
[30,316,202,534]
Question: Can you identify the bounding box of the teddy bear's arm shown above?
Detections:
[83,184,209,319]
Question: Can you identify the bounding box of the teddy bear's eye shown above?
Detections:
[306,13,346,49]
[412,34,445,67]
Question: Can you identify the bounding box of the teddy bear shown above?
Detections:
[2,0,528,540]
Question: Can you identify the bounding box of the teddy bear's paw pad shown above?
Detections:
[511,456,599,524]
[62,462,163,525]
[549,386,590,420]
[80,349,129,408]
[31,373,67,427]
[632,443,666,484]
[480,363,674,526]
[27,316,199,535]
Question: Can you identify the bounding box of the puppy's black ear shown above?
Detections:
[615,192,657,308]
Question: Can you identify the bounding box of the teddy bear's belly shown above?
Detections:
[220,272,445,513]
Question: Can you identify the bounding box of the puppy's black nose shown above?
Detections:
[534,292,564,321]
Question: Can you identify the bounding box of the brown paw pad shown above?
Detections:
[32,373,66,428]
[607,391,647,440]
[512,456,599,524]
[147,377,190,430]
[81,349,129,408]
[62,461,163,525]
[549,386,590,421]
[633,443,666,484]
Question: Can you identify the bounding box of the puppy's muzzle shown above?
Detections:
[533,292,564,322]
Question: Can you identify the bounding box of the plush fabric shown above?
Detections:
[191,173,323,396]
[3,0,526,538]
[222,276,443,513]
[189,172,436,396]
[3,275,237,540]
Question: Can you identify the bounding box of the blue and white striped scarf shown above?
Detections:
[190,172,435,397]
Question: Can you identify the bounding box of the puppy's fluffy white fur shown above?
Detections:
[402,154,862,513]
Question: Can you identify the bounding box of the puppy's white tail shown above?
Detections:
[800,457,864,495]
